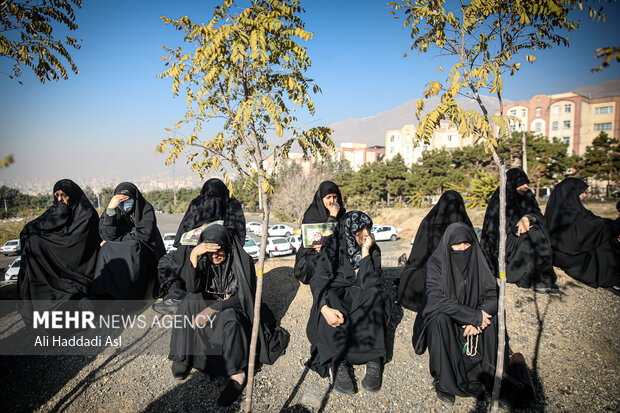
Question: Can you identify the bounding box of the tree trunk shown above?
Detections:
[536,178,541,200]
[244,178,270,413]
[490,153,507,413]
[522,131,527,175]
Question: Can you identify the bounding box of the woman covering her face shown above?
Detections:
[90,182,166,300]
[168,225,289,407]
[413,223,505,405]
[293,181,345,284]
[398,190,473,311]
[17,179,100,322]
[306,211,389,395]
[544,178,619,290]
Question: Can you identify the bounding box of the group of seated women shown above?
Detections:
[16,173,618,407]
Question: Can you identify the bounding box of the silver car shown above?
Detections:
[5,257,21,282]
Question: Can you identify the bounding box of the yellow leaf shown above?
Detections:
[175,120,183,129]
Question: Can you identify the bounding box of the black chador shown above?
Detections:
[545,178,620,289]
[306,211,389,390]
[156,178,246,303]
[480,168,558,292]
[90,182,166,300]
[398,190,473,311]
[413,223,505,402]
[294,181,346,284]
[18,179,100,322]
[168,225,289,404]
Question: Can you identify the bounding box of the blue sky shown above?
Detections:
[0,0,619,187]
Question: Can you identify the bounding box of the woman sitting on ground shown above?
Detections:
[306,211,390,394]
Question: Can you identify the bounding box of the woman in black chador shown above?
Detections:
[398,190,473,311]
[90,182,166,300]
[480,168,559,293]
[306,211,389,394]
[544,178,620,290]
[154,178,246,314]
[169,225,289,407]
[294,181,345,284]
[413,223,504,405]
[18,179,100,322]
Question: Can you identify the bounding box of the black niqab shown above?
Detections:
[399,190,473,311]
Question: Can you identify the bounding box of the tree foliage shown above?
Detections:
[0,0,82,84]
[577,131,620,190]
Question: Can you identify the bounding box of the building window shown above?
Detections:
[389,146,395,155]
[552,121,559,131]
[535,107,542,117]
[521,109,526,117]
[389,135,395,143]
[552,105,559,115]
[594,122,612,131]
[562,136,570,145]
[563,120,571,129]
[510,124,516,132]
[509,109,516,116]
[535,123,542,132]
[564,104,572,113]
[595,106,613,115]
[405,145,412,155]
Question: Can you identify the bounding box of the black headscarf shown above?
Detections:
[174,178,246,245]
[18,179,101,319]
[199,224,237,296]
[399,191,473,311]
[339,210,373,270]
[412,223,498,355]
[302,181,346,224]
[545,178,617,255]
[480,168,544,275]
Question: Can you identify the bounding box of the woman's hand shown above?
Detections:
[190,242,220,268]
[326,201,340,217]
[480,310,492,330]
[107,194,129,209]
[321,304,344,327]
[462,324,481,337]
[516,216,531,236]
[193,306,218,329]
[361,232,375,258]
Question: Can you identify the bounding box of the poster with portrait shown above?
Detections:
[301,222,337,248]
[180,220,224,246]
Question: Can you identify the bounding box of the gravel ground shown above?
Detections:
[1,210,618,413]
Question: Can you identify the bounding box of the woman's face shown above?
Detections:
[54,190,69,205]
[207,247,227,265]
[451,242,471,251]
[354,224,372,246]
[322,193,338,209]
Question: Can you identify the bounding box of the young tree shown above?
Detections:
[156,1,332,410]
[389,0,607,409]
[577,131,620,196]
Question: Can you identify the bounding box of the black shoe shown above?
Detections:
[152,298,181,315]
[330,359,355,394]
[434,379,455,405]
[546,282,560,293]
[171,361,190,380]
[361,358,382,392]
[533,282,560,294]
[217,378,245,407]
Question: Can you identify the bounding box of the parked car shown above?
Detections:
[264,237,293,258]
[287,235,302,253]
[371,225,399,241]
[4,257,21,282]
[243,236,260,261]
[0,239,20,256]
[268,224,294,237]
[163,233,177,253]
[246,222,263,234]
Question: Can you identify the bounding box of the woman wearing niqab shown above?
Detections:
[90,182,166,299]
[544,178,619,289]
[413,223,504,404]
[398,190,473,311]
[155,178,246,312]
[17,179,100,322]
[306,211,389,394]
[480,168,558,292]
[294,181,345,284]
[168,225,289,407]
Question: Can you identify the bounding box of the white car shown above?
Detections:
[265,237,293,258]
[243,237,260,261]
[1,239,20,256]
[5,257,21,282]
[287,235,302,253]
[246,222,263,235]
[371,225,399,241]
[163,233,177,253]
[268,224,294,238]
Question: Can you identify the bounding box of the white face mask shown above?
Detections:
[119,199,134,213]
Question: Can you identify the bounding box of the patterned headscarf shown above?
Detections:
[341,210,373,270]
